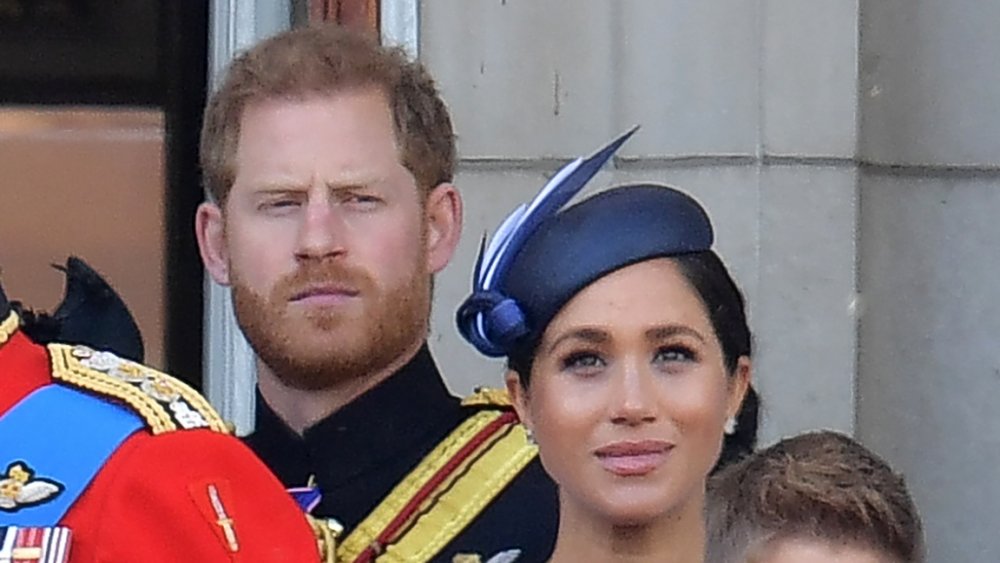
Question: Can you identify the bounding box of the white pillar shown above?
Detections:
[203,0,291,435]
[857,2,1000,560]
[381,0,419,57]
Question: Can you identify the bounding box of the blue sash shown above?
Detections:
[0,384,143,526]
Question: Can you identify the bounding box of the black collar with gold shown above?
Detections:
[0,280,10,322]
[0,282,16,346]
[0,311,17,347]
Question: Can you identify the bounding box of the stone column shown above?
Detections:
[421,0,860,443]
[857,1,1000,560]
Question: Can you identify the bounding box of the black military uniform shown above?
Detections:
[245,346,559,563]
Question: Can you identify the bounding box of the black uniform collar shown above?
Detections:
[251,344,463,486]
[0,279,10,320]
[0,280,17,347]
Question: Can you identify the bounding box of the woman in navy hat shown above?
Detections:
[456,129,757,563]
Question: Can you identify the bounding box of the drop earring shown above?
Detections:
[724,416,737,436]
[524,427,537,446]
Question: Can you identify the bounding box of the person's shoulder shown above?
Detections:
[458,387,516,411]
[47,343,230,436]
[41,347,323,561]
[455,386,524,427]
[453,456,558,557]
[446,388,558,560]
[331,387,552,563]
[453,388,546,485]
[64,407,320,562]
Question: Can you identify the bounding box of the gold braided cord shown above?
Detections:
[0,311,19,346]
[173,379,230,434]
[336,411,502,561]
[336,410,539,563]
[48,343,229,435]
[383,424,536,562]
[49,344,176,434]
[71,343,228,433]
[459,387,513,408]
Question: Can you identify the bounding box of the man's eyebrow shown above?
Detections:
[244,181,309,193]
[323,174,385,191]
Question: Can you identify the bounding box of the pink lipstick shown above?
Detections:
[593,440,673,476]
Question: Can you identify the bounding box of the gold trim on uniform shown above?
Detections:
[48,343,229,435]
[307,514,343,563]
[459,387,513,408]
[0,311,19,346]
[336,409,537,563]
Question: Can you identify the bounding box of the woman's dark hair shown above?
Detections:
[716,385,759,472]
[674,251,758,468]
[672,251,752,372]
[508,250,758,466]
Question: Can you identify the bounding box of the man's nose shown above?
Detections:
[294,197,347,260]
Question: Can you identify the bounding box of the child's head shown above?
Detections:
[705,430,924,563]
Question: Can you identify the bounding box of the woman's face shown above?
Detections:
[509,258,750,525]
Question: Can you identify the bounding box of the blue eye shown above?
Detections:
[341,192,383,210]
[259,198,301,213]
[654,346,695,364]
[561,351,605,374]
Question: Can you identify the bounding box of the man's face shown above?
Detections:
[198,88,456,390]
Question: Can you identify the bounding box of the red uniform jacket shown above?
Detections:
[1,323,320,562]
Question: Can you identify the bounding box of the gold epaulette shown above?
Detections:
[459,386,513,408]
[0,310,18,345]
[47,343,230,436]
[335,393,536,563]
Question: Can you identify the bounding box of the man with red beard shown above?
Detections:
[194,24,558,563]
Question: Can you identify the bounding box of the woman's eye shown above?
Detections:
[561,352,605,373]
[654,346,695,364]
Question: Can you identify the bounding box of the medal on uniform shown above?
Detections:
[0,526,72,563]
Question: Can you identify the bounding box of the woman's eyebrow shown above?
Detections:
[545,327,609,354]
[645,325,706,344]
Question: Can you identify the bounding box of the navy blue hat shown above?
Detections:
[456,132,714,358]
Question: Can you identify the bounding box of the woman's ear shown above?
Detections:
[505,371,532,430]
[726,356,752,421]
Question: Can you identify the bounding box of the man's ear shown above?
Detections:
[195,202,231,286]
[424,182,462,275]
[505,371,532,430]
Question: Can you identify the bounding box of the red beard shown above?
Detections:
[231,259,430,391]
